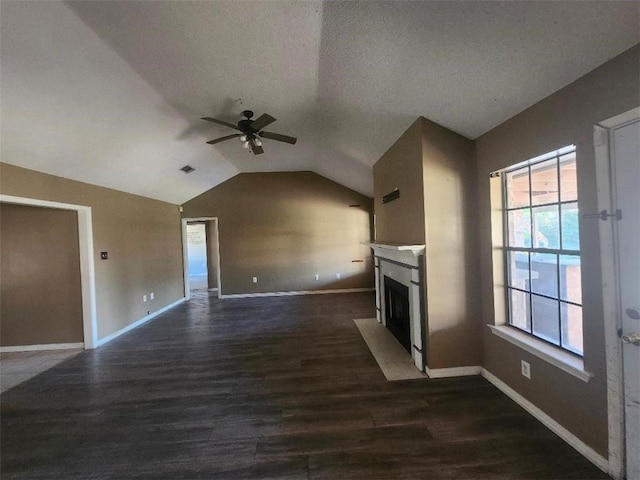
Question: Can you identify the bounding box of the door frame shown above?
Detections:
[181,217,221,300]
[0,194,98,349]
[594,106,640,479]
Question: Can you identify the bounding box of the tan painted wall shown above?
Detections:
[205,220,219,290]
[373,118,425,245]
[421,117,481,369]
[476,44,640,456]
[373,117,481,369]
[182,172,373,295]
[1,204,84,345]
[0,163,184,339]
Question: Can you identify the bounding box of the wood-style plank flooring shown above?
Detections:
[1,291,609,479]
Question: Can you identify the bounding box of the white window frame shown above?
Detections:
[501,145,584,357]
[487,145,592,382]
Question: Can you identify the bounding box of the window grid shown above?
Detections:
[502,146,583,356]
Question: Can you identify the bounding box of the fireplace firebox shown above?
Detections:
[384,276,411,353]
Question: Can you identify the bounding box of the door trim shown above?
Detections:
[0,195,98,349]
[181,217,221,299]
[594,106,640,480]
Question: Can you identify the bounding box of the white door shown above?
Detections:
[612,118,640,480]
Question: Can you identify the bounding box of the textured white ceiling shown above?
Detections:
[1,1,638,203]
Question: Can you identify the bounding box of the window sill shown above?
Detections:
[488,325,593,383]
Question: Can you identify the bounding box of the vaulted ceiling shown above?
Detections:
[2,1,638,204]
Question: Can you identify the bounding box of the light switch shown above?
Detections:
[101,252,108,260]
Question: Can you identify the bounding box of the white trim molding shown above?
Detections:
[481,368,609,474]
[594,122,624,479]
[597,106,640,129]
[488,325,593,382]
[181,217,222,300]
[0,195,98,349]
[220,288,374,299]
[425,365,481,378]
[95,298,185,347]
[0,342,84,353]
[594,107,640,480]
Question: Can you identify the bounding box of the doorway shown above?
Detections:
[1,203,84,347]
[182,217,221,299]
[595,107,639,480]
[186,223,209,290]
[0,195,97,349]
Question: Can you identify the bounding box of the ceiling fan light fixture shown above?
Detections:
[202,110,297,154]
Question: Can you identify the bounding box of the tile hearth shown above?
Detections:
[354,318,427,381]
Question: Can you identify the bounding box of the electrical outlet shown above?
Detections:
[336,273,341,279]
[150,292,154,300]
[252,276,258,284]
[143,294,147,302]
[315,274,319,281]
[521,360,531,379]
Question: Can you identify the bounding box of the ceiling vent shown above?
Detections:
[180,165,195,174]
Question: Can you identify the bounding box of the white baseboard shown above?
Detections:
[220,287,374,299]
[0,342,84,353]
[95,298,185,348]
[481,368,609,474]
[425,365,481,378]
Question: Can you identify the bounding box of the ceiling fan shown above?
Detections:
[201,110,297,155]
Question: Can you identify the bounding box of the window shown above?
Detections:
[503,145,583,355]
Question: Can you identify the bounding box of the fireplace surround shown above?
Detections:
[370,243,426,371]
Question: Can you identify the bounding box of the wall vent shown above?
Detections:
[382,189,400,204]
[180,165,195,174]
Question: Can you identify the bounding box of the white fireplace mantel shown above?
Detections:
[369,242,426,371]
[369,243,425,256]
[369,243,426,270]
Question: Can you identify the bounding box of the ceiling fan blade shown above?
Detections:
[206,133,241,145]
[249,113,276,132]
[259,130,297,145]
[201,117,241,131]
[249,137,264,155]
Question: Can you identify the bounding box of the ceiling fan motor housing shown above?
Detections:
[238,119,255,132]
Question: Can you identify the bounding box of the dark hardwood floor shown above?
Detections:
[1,291,608,479]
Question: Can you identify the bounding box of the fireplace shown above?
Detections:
[384,276,411,352]
[370,243,426,371]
